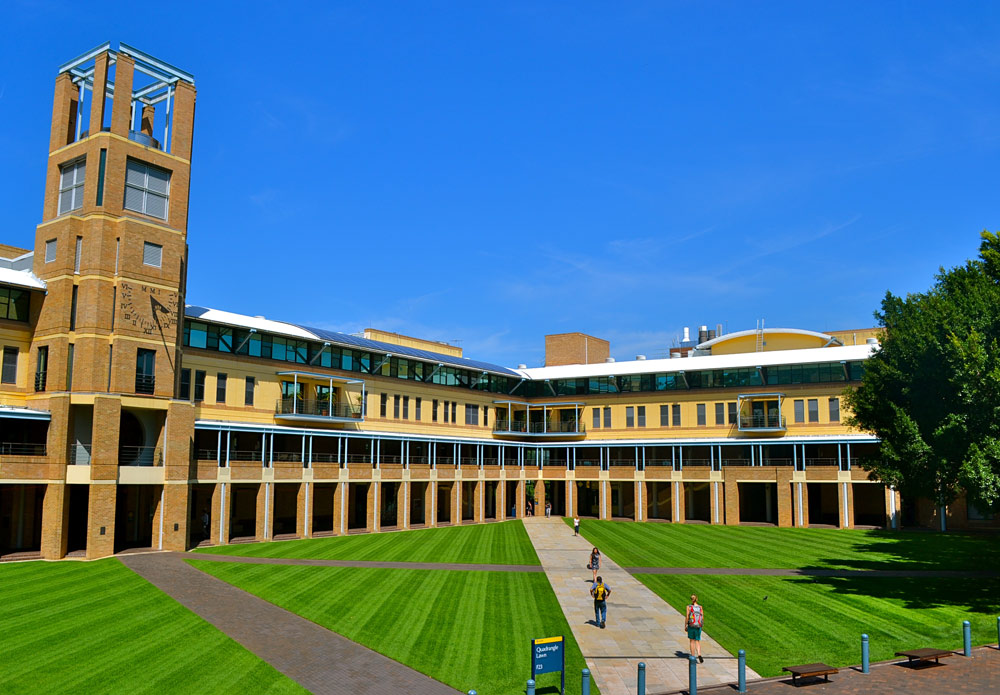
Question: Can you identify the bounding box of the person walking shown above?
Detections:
[685,594,705,663]
[573,516,580,536]
[588,546,601,583]
[591,575,611,628]
[545,502,552,518]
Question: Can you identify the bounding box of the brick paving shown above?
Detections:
[522,517,756,695]
[696,646,999,695]
[188,552,542,572]
[120,552,458,695]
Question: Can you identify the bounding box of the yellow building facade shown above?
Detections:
[0,45,990,562]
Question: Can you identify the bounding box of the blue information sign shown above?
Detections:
[531,635,565,694]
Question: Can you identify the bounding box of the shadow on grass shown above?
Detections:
[808,529,1000,572]
[789,574,1000,612]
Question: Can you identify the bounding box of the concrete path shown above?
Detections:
[522,517,756,695]
[629,567,1000,578]
[189,553,542,572]
[120,552,458,695]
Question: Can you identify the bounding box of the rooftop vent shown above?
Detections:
[636,355,646,360]
[254,315,266,319]
[517,363,527,369]
[605,357,616,363]
[866,338,878,345]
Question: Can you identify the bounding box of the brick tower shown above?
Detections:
[31,43,196,558]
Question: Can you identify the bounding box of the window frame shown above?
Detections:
[216,372,227,404]
[58,157,86,215]
[124,159,170,220]
[2,346,19,385]
[244,376,255,406]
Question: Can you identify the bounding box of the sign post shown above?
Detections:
[531,635,565,695]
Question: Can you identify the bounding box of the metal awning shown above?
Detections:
[277,370,364,384]
[0,406,51,421]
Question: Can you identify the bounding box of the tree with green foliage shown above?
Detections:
[847,231,1000,518]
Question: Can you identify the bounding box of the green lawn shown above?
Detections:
[190,560,595,695]
[638,573,1000,677]
[0,560,305,694]
[195,519,540,565]
[571,519,1000,570]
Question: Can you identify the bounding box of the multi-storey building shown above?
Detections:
[0,44,992,561]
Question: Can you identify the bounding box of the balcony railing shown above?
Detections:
[493,420,586,435]
[70,443,92,465]
[34,371,47,392]
[275,398,362,420]
[738,413,786,430]
[135,373,156,395]
[0,442,47,456]
[119,445,161,466]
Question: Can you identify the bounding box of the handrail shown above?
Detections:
[135,373,156,395]
[739,413,786,429]
[0,442,47,456]
[119,445,161,466]
[494,420,586,434]
[275,398,362,419]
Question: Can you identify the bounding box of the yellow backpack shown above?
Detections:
[594,583,608,601]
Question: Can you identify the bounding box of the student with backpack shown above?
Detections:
[685,594,704,663]
[591,576,611,628]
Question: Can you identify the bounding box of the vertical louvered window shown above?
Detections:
[74,237,82,273]
[143,241,163,268]
[244,376,255,406]
[124,159,170,219]
[58,158,86,214]
[45,239,57,263]
[2,347,18,384]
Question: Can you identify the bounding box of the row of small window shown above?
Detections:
[58,156,170,220]
[378,393,489,426]
[183,320,515,394]
[590,399,842,428]
[0,287,30,322]
[179,369,255,405]
[525,362,864,397]
[43,236,163,269]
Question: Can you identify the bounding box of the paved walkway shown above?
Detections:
[120,552,458,695]
[735,646,999,695]
[189,553,542,572]
[522,517,756,695]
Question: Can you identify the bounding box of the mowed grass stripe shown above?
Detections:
[0,560,305,695]
[195,519,540,565]
[638,573,1000,677]
[189,561,597,695]
[571,519,1000,570]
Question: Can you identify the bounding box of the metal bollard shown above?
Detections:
[637,662,646,695]
[468,691,477,695]
[738,649,746,693]
[963,620,972,657]
[862,634,870,673]
[997,616,999,649]
[526,679,535,695]
[688,654,698,695]
[582,668,591,695]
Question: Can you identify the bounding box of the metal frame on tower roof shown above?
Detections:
[58,41,194,107]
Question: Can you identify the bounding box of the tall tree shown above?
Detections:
[847,231,1000,516]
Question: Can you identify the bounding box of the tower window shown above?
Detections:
[2,346,18,384]
[124,159,170,220]
[45,239,57,263]
[143,241,163,268]
[58,158,86,215]
[135,349,155,394]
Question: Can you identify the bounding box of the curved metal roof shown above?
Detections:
[696,327,842,350]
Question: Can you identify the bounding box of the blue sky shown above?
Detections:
[1,2,998,366]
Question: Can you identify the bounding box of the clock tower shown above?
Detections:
[30,43,196,557]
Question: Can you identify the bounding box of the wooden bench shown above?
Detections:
[895,647,953,666]
[782,662,838,686]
